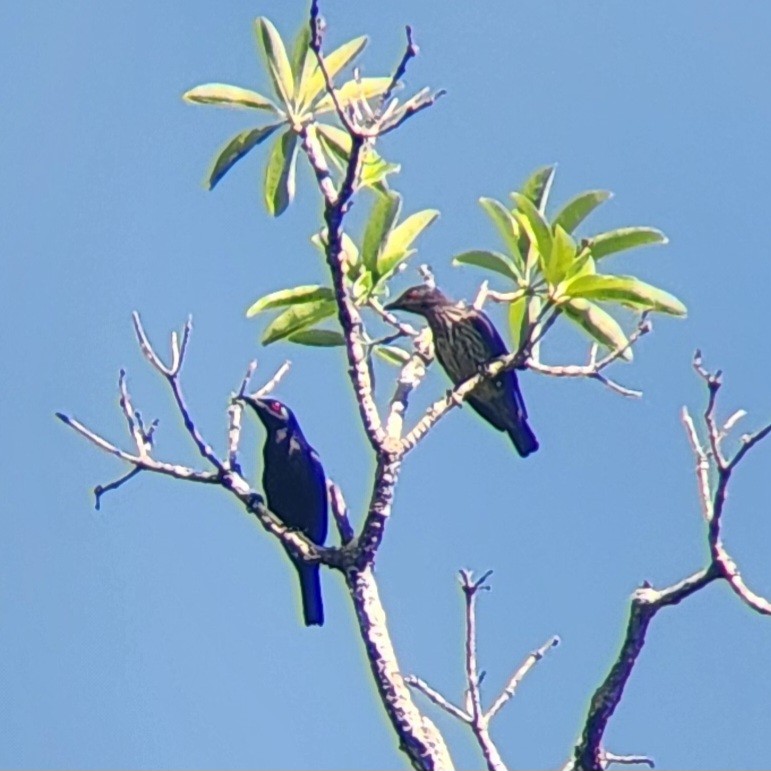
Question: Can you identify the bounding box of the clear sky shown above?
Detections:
[2,1,771,768]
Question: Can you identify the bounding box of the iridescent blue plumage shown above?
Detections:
[244,397,328,626]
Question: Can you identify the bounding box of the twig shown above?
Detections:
[458,569,507,771]
[132,312,226,472]
[309,0,355,135]
[118,370,150,456]
[601,751,655,768]
[55,412,220,485]
[527,315,651,396]
[94,467,143,511]
[379,25,418,110]
[328,480,354,545]
[385,328,433,441]
[486,636,560,720]
[404,675,470,723]
[419,264,436,289]
[368,297,419,338]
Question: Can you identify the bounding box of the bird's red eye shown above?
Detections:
[268,401,283,415]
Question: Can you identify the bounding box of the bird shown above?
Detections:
[385,285,538,457]
[242,397,328,626]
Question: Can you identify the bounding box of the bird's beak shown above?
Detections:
[384,297,404,312]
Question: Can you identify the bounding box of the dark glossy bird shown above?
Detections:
[243,397,328,626]
[385,285,538,457]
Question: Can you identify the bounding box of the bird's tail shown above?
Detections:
[508,419,539,457]
[295,563,324,627]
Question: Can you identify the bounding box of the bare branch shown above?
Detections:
[404,675,470,723]
[712,542,771,615]
[56,412,220,485]
[378,25,418,110]
[680,407,712,521]
[345,565,454,770]
[573,568,718,771]
[419,264,436,289]
[354,455,402,567]
[368,297,419,338]
[526,315,652,398]
[118,369,151,456]
[94,467,143,510]
[486,635,560,720]
[692,350,725,469]
[601,751,655,768]
[573,354,771,768]
[459,570,485,726]
[308,0,355,135]
[328,480,354,545]
[386,328,433,441]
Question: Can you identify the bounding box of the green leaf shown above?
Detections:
[246,285,334,317]
[563,252,596,282]
[315,77,393,113]
[183,83,280,113]
[351,269,374,303]
[511,192,553,269]
[563,298,632,361]
[520,165,556,213]
[508,295,528,351]
[565,274,687,316]
[262,299,337,345]
[314,123,351,172]
[374,345,411,366]
[526,296,543,359]
[452,250,519,280]
[478,197,523,269]
[588,227,668,259]
[544,225,577,285]
[361,191,401,273]
[256,17,295,107]
[511,296,542,357]
[553,190,612,234]
[207,124,281,190]
[316,123,352,156]
[286,329,345,346]
[359,146,401,189]
[290,25,312,83]
[378,209,439,278]
[264,130,299,216]
[301,36,368,107]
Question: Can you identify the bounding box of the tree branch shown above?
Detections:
[570,354,771,770]
[345,566,454,770]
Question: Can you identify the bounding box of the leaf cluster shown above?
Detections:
[184,18,397,215]
[454,166,686,358]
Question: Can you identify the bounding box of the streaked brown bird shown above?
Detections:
[243,397,328,626]
[386,285,538,457]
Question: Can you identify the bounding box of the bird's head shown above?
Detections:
[384,285,452,317]
[242,397,299,435]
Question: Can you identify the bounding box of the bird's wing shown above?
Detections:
[466,308,509,358]
[466,309,529,424]
[287,439,329,543]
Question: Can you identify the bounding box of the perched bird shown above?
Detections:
[385,285,538,457]
[243,397,328,626]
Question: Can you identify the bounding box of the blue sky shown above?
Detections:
[3,1,771,768]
